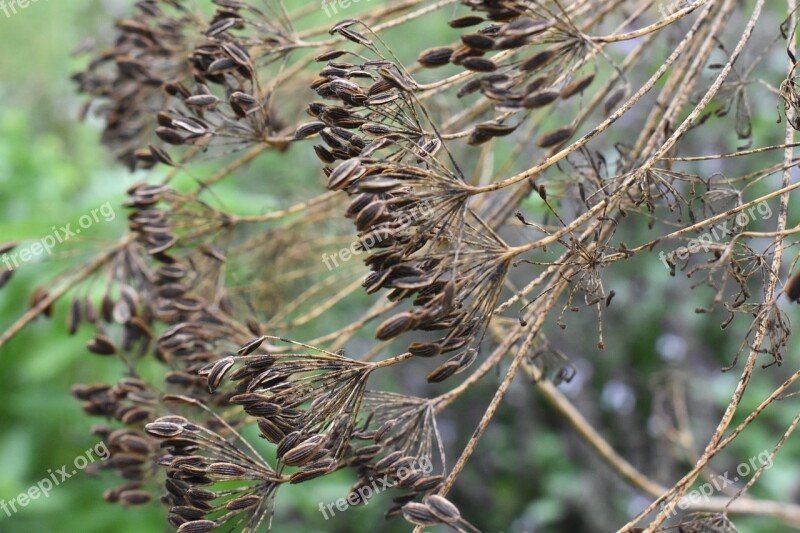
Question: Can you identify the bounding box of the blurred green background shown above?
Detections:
[0,1,799,532]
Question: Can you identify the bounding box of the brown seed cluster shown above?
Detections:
[3,0,793,532]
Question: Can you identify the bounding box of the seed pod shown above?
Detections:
[155,127,184,145]
[88,335,116,356]
[177,520,218,533]
[119,490,152,506]
[461,57,497,72]
[67,297,81,335]
[276,431,303,460]
[493,34,532,49]
[314,145,336,164]
[357,177,404,193]
[295,121,326,139]
[461,32,494,50]
[412,475,444,492]
[282,441,322,467]
[355,200,387,231]
[208,462,248,479]
[448,15,484,28]
[457,78,483,98]
[118,434,150,454]
[378,68,412,92]
[522,88,559,109]
[148,144,175,166]
[603,84,629,115]
[520,49,556,72]
[355,444,383,460]
[425,494,461,523]
[120,407,149,425]
[427,360,460,383]
[315,49,349,62]
[467,129,493,146]
[374,420,395,443]
[475,121,517,137]
[786,270,800,302]
[537,126,575,148]
[374,450,404,472]
[202,356,235,392]
[376,312,418,340]
[238,336,266,355]
[226,495,260,511]
[145,420,184,438]
[606,290,616,307]
[0,267,13,290]
[561,73,596,99]
[245,402,282,417]
[409,342,442,358]
[402,502,439,526]
[258,418,285,443]
[338,27,372,47]
[418,47,453,68]
[185,94,220,107]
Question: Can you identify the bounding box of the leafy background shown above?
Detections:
[0,1,798,532]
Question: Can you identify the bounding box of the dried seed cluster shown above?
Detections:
[2,0,796,532]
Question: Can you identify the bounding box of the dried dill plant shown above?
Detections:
[4,0,800,531]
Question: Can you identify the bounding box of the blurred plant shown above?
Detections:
[3,0,800,531]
